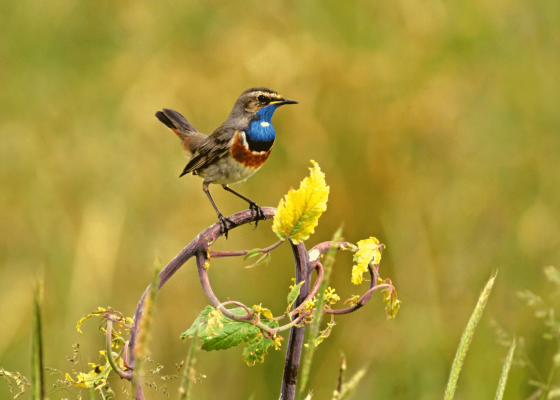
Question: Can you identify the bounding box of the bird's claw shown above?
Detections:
[249,202,266,229]
[218,214,234,239]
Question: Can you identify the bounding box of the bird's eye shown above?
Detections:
[257,94,268,103]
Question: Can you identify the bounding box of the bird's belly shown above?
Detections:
[198,156,262,185]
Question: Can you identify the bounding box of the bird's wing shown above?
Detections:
[180,126,237,176]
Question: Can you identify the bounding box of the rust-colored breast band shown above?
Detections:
[231,131,272,168]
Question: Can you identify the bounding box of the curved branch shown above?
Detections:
[217,301,253,317]
[324,263,379,315]
[196,250,254,321]
[307,241,357,262]
[290,261,324,319]
[127,207,277,372]
[106,321,132,380]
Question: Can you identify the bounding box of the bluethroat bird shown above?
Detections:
[156,87,297,238]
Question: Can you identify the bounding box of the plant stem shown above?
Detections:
[127,207,278,400]
[210,239,284,258]
[279,241,310,400]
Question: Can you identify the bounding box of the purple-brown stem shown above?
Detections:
[126,207,277,400]
[279,241,310,400]
[122,211,385,400]
[325,264,377,315]
[105,320,132,380]
[289,261,324,320]
[195,250,255,321]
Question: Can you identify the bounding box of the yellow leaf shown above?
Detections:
[75,307,107,334]
[272,160,329,244]
[65,356,118,389]
[351,237,384,285]
[252,304,274,319]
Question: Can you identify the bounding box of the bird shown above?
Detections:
[155,87,297,238]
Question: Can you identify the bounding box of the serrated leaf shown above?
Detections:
[351,237,384,285]
[181,306,278,366]
[379,280,402,320]
[272,160,329,244]
[287,281,305,314]
[242,331,274,366]
[243,248,262,260]
[245,252,271,269]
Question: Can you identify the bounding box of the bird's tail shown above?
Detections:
[155,108,206,154]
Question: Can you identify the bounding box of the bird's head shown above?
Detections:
[230,87,297,121]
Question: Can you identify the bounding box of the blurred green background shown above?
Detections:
[1,0,559,399]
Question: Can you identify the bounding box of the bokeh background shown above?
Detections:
[2,0,560,399]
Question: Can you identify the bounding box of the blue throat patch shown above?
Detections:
[245,105,279,152]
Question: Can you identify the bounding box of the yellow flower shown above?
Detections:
[304,296,317,312]
[273,334,284,350]
[324,287,341,305]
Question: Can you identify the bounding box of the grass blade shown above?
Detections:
[132,265,160,394]
[494,337,517,400]
[179,332,199,400]
[444,271,497,400]
[298,227,343,399]
[31,281,44,400]
[331,354,368,400]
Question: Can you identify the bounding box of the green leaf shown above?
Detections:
[272,160,329,244]
[241,331,273,366]
[243,248,262,260]
[245,252,271,269]
[286,281,304,314]
[181,306,278,366]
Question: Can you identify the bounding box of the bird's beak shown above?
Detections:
[271,98,298,106]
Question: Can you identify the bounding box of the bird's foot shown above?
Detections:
[249,202,266,229]
[217,214,234,239]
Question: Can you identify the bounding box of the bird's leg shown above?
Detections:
[203,183,234,238]
[222,185,266,228]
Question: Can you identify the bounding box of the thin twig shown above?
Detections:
[210,240,284,258]
[105,321,132,380]
[290,261,324,319]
